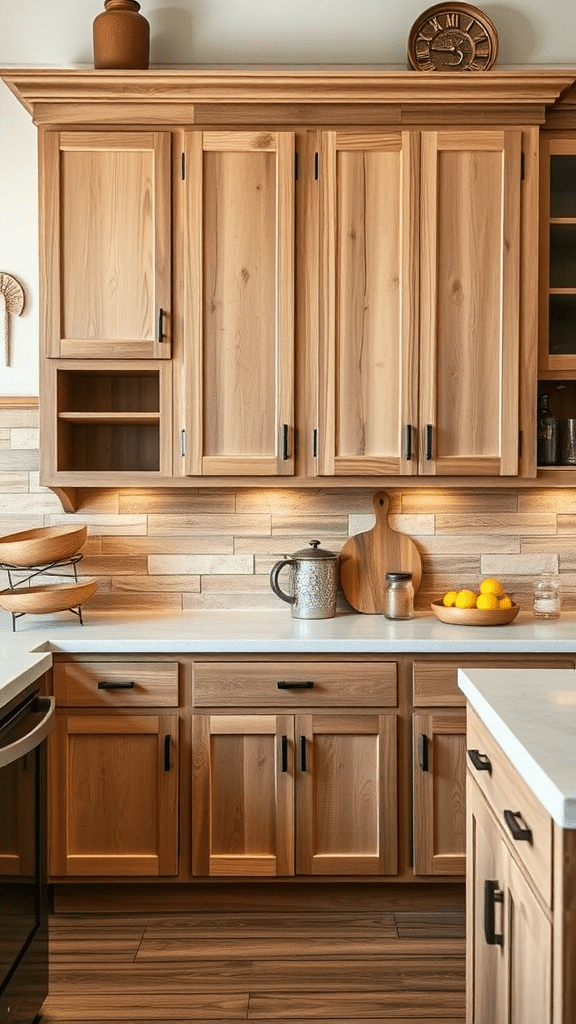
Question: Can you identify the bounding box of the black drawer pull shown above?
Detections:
[277,681,314,689]
[281,735,288,773]
[484,879,504,946]
[299,735,307,772]
[467,748,492,773]
[157,307,165,342]
[503,809,533,843]
[419,733,429,772]
[97,680,135,690]
[164,735,171,772]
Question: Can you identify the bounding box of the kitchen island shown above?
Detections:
[459,667,576,1024]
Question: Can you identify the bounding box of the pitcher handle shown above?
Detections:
[270,559,296,604]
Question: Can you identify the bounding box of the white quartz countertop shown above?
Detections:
[1,607,576,655]
[1,606,576,714]
[0,652,53,712]
[458,667,576,829]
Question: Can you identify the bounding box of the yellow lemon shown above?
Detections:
[499,595,513,609]
[455,589,477,609]
[476,593,499,610]
[479,578,504,597]
[442,590,458,607]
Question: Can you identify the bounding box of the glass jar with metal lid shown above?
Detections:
[384,572,414,620]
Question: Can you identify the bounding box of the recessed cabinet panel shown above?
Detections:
[42,131,171,360]
[318,131,419,476]
[182,131,295,476]
[419,130,521,476]
[539,141,576,372]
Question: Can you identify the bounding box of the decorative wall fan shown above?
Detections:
[0,273,25,366]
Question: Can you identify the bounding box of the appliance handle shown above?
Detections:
[0,696,55,768]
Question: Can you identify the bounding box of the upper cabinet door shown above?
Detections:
[317,131,420,477]
[181,131,295,477]
[41,130,171,359]
[539,138,576,373]
[419,130,522,476]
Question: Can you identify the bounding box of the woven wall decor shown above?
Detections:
[0,273,25,366]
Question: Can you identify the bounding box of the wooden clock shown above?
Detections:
[407,2,499,72]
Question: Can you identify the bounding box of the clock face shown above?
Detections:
[407,3,498,72]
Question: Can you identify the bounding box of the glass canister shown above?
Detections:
[533,574,561,619]
[384,572,414,620]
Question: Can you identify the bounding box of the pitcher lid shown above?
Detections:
[291,539,337,559]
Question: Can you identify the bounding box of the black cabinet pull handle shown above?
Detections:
[299,735,307,772]
[503,809,533,843]
[404,423,413,461]
[277,681,314,689]
[419,733,429,772]
[281,735,288,773]
[282,424,290,460]
[467,748,492,773]
[157,307,165,342]
[97,680,135,689]
[425,423,433,460]
[164,735,171,772]
[484,880,504,945]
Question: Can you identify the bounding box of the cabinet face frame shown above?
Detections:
[538,136,576,376]
[39,129,172,361]
[179,130,295,478]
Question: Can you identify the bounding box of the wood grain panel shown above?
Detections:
[193,661,397,707]
[53,660,179,707]
[413,712,466,876]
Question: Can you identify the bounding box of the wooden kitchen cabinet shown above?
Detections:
[40,130,171,360]
[3,68,568,499]
[191,659,398,877]
[317,128,523,477]
[177,130,295,477]
[466,711,553,1024]
[192,711,397,877]
[49,660,180,878]
[411,656,573,878]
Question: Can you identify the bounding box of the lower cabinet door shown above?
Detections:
[413,710,466,875]
[191,714,295,876]
[192,712,398,878]
[295,714,398,876]
[466,775,552,1024]
[467,776,508,1024]
[49,713,179,877]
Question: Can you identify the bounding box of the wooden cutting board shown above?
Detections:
[339,491,422,613]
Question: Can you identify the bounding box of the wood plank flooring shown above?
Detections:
[43,908,465,1022]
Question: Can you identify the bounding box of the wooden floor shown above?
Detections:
[43,907,466,1023]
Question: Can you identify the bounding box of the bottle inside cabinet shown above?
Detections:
[536,380,576,467]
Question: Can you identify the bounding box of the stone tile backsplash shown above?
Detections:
[1,403,576,613]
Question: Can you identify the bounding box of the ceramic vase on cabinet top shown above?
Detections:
[93,0,150,70]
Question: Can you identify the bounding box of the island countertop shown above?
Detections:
[458,666,576,829]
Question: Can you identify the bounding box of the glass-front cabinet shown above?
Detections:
[538,138,576,469]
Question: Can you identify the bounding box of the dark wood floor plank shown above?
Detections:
[42,994,249,1020]
[136,935,464,961]
[143,913,398,938]
[248,957,465,991]
[48,962,254,994]
[394,913,465,939]
[247,990,465,1018]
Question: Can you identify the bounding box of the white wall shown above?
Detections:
[0,0,575,395]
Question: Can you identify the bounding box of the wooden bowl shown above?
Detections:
[0,525,87,566]
[0,578,99,615]
[430,599,520,627]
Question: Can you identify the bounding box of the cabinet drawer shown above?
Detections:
[193,661,397,707]
[467,707,552,906]
[414,656,574,707]
[53,661,179,707]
